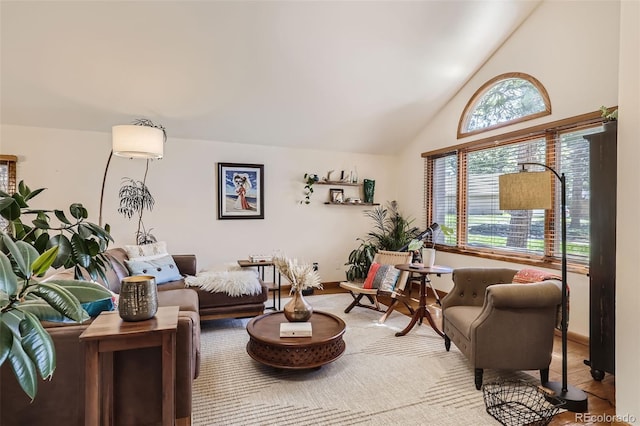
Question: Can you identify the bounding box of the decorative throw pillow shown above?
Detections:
[81,297,116,317]
[513,268,567,329]
[124,241,169,261]
[125,254,182,285]
[373,265,401,292]
[512,268,561,283]
[362,263,400,291]
[362,263,381,289]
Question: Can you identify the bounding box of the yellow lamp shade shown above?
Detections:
[499,171,552,210]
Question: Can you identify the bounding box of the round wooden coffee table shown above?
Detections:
[246,311,346,369]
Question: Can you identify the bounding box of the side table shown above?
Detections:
[392,264,453,337]
[79,306,179,426]
[238,259,282,310]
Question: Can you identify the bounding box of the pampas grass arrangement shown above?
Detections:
[273,255,323,293]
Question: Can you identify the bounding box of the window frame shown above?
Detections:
[424,110,609,275]
[458,72,552,139]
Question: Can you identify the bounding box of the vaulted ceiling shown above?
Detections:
[1,1,540,154]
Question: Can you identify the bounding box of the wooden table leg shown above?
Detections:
[85,340,99,426]
[395,274,445,338]
[161,331,176,426]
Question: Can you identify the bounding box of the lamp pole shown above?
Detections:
[519,162,587,412]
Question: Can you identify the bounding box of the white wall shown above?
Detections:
[0,124,398,283]
[614,0,640,421]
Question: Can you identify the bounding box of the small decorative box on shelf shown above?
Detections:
[280,322,312,337]
[249,254,273,263]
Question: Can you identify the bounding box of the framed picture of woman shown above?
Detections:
[217,162,264,219]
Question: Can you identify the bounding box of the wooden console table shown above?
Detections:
[79,306,179,426]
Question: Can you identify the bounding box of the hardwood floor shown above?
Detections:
[315,284,620,426]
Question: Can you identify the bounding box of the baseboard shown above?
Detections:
[556,329,589,346]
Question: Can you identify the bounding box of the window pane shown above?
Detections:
[467,139,546,253]
[555,126,600,262]
[432,155,457,245]
[465,78,547,132]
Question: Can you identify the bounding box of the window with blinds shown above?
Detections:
[1,155,18,232]
[424,121,602,266]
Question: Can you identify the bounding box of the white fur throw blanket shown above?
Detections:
[184,267,262,297]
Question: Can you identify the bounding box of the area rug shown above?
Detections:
[192,293,536,425]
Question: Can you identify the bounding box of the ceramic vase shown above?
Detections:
[118,275,158,321]
[363,179,375,204]
[283,288,313,322]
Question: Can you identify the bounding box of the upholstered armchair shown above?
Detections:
[441,267,562,390]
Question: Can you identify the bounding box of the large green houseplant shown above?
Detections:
[345,201,421,281]
[0,234,113,399]
[0,181,113,281]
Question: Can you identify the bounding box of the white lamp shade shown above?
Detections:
[112,125,164,159]
[499,171,553,210]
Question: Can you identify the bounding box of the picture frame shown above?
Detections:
[330,188,344,204]
[217,162,264,219]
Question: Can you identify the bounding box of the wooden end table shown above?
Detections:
[246,311,346,369]
[392,264,453,338]
[79,306,179,426]
[237,259,282,310]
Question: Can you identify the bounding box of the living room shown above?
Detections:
[1,0,638,424]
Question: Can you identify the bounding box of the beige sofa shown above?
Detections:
[441,267,562,390]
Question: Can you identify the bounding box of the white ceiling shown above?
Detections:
[1,1,540,154]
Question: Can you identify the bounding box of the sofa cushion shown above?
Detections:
[124,241,169,260]
[125,255,182,284]
[157,288,199,313]
[443,305,482,339]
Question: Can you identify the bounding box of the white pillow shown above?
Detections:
[124,241,168,261]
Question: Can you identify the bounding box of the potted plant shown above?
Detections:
[345,201,420,281]
[0,181,113,281]
[0,234,113,399]
[363,201,421,251]
[345,238,378,282]
[118,177,156,244]
[300,173,319,205]
[599,105,618,122]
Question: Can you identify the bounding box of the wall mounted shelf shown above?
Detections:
[316,181,361,187]
[323,202,379,206]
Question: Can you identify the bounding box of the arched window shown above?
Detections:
[458,72,551,138]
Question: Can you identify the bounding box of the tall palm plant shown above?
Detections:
[345,201,421,281]
[364,201,421,251]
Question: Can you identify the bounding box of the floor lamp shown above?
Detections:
[98,123,165,227]
[499,162,588,413]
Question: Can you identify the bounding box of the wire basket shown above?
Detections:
[482,380,564,426]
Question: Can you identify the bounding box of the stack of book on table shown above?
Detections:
[280,322,312,337]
